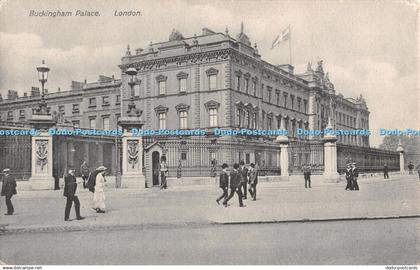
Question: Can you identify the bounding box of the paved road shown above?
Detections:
[1,218,418,265]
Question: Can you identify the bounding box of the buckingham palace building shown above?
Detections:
[1,25,399,187]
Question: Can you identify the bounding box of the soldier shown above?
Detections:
[352,162,359,191]
[345,163,353,190]
[239,161,248,199]
[408,161,414,175]
[159,157,169,190]
[383,164,389,179]
[216,163,229,205]
[303,164,312,188]
[80,160,90,189]
[64,168,84,221]
[223,163,244,207]
[248,163,258,201]
[1,168,17,215]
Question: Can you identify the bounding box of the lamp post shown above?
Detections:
[126,67,138,116]
[36,60,50,115]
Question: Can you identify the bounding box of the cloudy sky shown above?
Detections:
[0,0,418,146]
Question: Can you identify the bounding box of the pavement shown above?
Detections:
[0,174,418,234]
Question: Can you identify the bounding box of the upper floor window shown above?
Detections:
[158,113,166,129]
[283,92,288,107]
[19,109,25,118]
[156,75,167,95]
[102,96,110,106]
[116,95,121,105]
[177,72,188,93]
[267,116,273,129]
[89,97,96,108]
[235,70,242,91]
[245,110,250,128]
[179,111,188,129]
[276,90,280,105]
[252,80,257,96]
[290,95,295,110]
[303,99,308,113]
[252,112,257,129]
[102,116,110,130]
[206,68,219,90]
[58,105,65,114]
[245,78,249,94]
[89,117,96,129]
[236,107,242,127]
[72,120,80,128]
[72,104,79,114]
[209,108,218,127]
[267,87,272,103]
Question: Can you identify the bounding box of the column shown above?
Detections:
[396,141,404,174]
[276,116,289,178]
[30,131,54,190]
[323,120,339,182]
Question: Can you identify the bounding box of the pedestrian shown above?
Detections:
[93,166,107,213]
[345,163,352,190]
[383,164,389,179]
[408,161,414,175]
[80,160,90,189]
[239,161,248,199]
[223,163,244,207]
[1,168,17,215]
[64,168,84,221]
[352,163,359,191]
[303,164,312,188]
[159,157,168,190]
[416,163,420,181]
[248,163,258,201]
[216,163,229,205]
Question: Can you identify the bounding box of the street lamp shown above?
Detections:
[126,67,138,116]
[36,60,50,115]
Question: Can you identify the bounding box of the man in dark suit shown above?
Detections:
[248,163,258,201]
[1,168,17,215]
[80,161,90,189]
[352,163,359,191]
[303,164,312,188]
[216,163,229,205]
[345,163,353,190]
[239,161,248,199]
[64,168,84,221]
[383,164,389,179]
[223,163,244,207]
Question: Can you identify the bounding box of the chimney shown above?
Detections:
[202,28,215,36]
[58,87,61,92]
[135,48,143,55]
[7,90,18,100]
[98,75,113,83]
[31,87,40,97]
[70,81,84,91]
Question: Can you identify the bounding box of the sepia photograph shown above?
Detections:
[0,0,419,268]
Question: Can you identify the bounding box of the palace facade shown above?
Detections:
[0,25,373,184]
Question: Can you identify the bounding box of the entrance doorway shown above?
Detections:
[152,151,160,186]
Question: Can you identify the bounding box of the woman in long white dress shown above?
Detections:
[93,166,107,213]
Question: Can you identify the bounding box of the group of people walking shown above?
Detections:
[63,163,108,221]
[216,161,258,207]
[345,162,360,191]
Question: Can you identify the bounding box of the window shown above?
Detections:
[290,95,295,110]
[179,78,187,92]
[283,92,288,107]
[116,95,121,105]
[89,117,96,129]
[236,75,241,91]
[252,112,257,129]
[72,120,80,128]
[179,111,188,129]
[267,116,272,129]
[58,105,65,113]
[245,153,250,164]
[276,91,280,105]
[116,114,121,123]
[245,78,249,94]
[209,75,217,90]
[158,81,166,95]
[47,107,51,114]
[246,110,250,128]
[89,97,96,107]
[297,97,301,112]
[158,112,167,129]
[19,110,25,118]
[303,99,308,113]
[102,96,110,105]
[236,108,241,127]
[209,108,218,127]
[102,116,110,130]
[252,81,257,96]
[72,104,79,114]
[267,87,272,102]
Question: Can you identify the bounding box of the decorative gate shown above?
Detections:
[0,131,31,180]
[288,140,324,174]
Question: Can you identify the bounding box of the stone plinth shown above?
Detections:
[30,132,54,190]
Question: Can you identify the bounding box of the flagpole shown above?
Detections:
[289,24,292,65]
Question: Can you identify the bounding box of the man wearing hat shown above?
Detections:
[93,166,107,213]
[345,163,353,190]
[1,168,17,215]
[351,162,359,191]
[63,168,84,221]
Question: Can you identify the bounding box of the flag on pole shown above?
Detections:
[271,25,290,49]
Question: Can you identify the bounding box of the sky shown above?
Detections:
[0,0,418,146]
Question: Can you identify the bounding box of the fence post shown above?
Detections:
[276,135,289,178]
[323,121,340,182]
[396,140,404,174]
